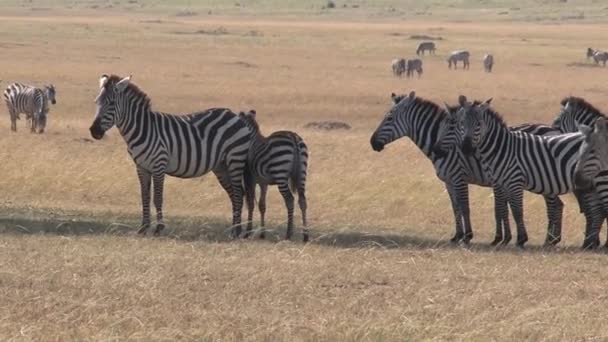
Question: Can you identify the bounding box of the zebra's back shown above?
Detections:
[251,130,308,188]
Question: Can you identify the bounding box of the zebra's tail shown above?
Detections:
[289,134,303,194]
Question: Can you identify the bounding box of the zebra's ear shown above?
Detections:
[484,98,493,105]
[115,75,132,93]
[249,109,257,117]
[595,117,608,132]
[458,95,467,106]
[408,91,416,100]
[99,74,109,89]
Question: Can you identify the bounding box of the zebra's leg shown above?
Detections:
[455,182,473,244]
[491,187,506,245]
[581,192,602,250]
[213,168,240,238]
[30,113,37,133]
[136,167,152,235]
[9,109,17,132]
[507,188,528,247]
[298,187,308,242]
[258,183,268,239]
[242,168,256,239]
[152,173,166,236]
[543,195,563,246]
[446,184,464,243]
[227,164,246,239]
[278,183,295,240]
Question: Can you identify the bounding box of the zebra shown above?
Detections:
[587,48,608,66]
[3,82,56,133]
[448,50,470,69]
[392,58,406,77]
[483,54,494,72]
[406,58,423,78]
[416,42,436,56]
[450,96,604,248]
[89,74,251,237]
[370,91,562,246]
[238,110,309,242]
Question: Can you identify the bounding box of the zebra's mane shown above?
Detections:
[409,96,448,119]
[479,105,508,128]
[104,74,152,109]
[560,96,606,118]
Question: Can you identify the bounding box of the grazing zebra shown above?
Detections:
[406,58,423,78]
[587,48,608,66]
[483,54,494,72]
[416,41,436,55]
[89,74,251,237]
[392,58,406,77]
[448,50,470,69]
[450,97,602,248]
[239,110,309,242]
[371,91,561,245]
[3,82,56,133]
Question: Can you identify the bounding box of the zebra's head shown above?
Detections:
[370,91,416,152]
[46,85,56,105]
[432,103,463,158]
[587,48,595,59]
[90,74,132,140]
[553,97,605,134]
[460,95,492,156]
[574,118,608,191]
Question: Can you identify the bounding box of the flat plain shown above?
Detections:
[2,1,608,340]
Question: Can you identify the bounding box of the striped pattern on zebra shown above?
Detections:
[454,97,598,248]
[416,41,436,55]
[406,58,423,78]
[239,110,309,242]
[89,74,251,237]
[3,82,56,133]
[371,91,524,245]
[392,58,406,77]
[433,100,566,246]
[483,54,494,72]
[587,48,608,66]
[448,50,470,69]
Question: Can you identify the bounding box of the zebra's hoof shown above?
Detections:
[490,237,502,246]
[154,223,165,236]
[450,234,463,244]
[259,231,266,240]
[303,232,310,243]
[137,225,149,235]
[582,240,599,250]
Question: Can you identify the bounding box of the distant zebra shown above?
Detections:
[89,74,251,237]
[483,54,494,72]
[371,91,563,246]
[416,41,436,55]
[392,58,406,77]
[406,58,423,78]
[450,97,603,248]
[587,48,608,66]
[448,50,470,69]
[239,110,309,242]
[3,82,56,133]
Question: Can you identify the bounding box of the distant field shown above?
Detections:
[2,3,608,340]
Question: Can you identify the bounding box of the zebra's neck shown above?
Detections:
[402,103,445,156]
[115,89,154,141]
[477,112,511,167]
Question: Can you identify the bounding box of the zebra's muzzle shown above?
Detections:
[51,99,56,105]
[432,144,448,158]
[461,138,475,156]
[370,138,384,152]
[89,125,105,140]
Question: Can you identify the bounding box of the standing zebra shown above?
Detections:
[416,42,436,56]
[89,74,251,237]
[392,58,406,77]
[239,110,309,242]
[587,48,608,66]
[371,91,560,245]
[406,58,423,78]
[3,82,56,133]
[451,97,603,248]
[448,50,470,69]
[483,54,494,72]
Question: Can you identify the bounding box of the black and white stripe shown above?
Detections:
[483,54,494,72]
[587,48,608,66]
[3,82,56,133]
[239,110,309,242]
[447,50,470,70]
[89,74,251,237]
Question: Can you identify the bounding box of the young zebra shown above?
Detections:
[483,54,494,72]
[406,58,423,78]
[587,48,608,66]
[392,58,406,77]
[89,74,251,237]
[447,50,470,69]
[3,82,57,133]
[416,42,436,56]
[452,97,602,248]
[239,110,309,242]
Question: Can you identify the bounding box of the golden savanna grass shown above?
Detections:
[2,2,608,340]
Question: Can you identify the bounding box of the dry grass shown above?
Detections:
[2,4,608,340]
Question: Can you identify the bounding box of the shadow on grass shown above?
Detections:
[0,214,598,255]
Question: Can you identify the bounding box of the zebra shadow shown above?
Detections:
[0,216,595,254]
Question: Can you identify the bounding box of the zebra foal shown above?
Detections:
[3,82,56,133]
[89,74,251,237]
[239,110,309,242]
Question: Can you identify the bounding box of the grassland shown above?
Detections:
[2,2,608,340]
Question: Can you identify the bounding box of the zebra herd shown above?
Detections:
[371,91,608,249]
